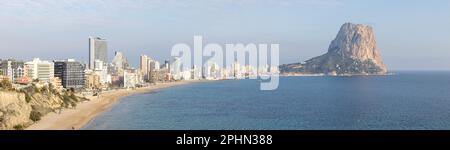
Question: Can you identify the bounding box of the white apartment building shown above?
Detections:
[25,58,54,82]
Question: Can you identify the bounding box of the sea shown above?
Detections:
[83,71,450,130]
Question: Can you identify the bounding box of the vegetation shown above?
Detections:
[13,124,24,130]
[40,85,48,93]
[60,90,79,108]
[0,77,88,129]
[29,110,42,122]
[69,93,78,102]
[61,93,70,108]
[31,83,39,93]
[0,79,13,91]
[48,83,58,95]
[24,92,32,103]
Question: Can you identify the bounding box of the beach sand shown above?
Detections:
[26,80,204,130]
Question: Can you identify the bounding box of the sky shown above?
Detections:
[0,0,449,70]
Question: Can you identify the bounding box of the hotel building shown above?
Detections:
[24,58,54,82]
[89,36,108,70]
[54,59,85,89]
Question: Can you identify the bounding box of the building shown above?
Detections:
[15,76,31,85]
[123,69,138,88]
[140,54,162,82]
[93,59,104,71]
[0,59,24,81]
[191,65,201,80]
[89,36,107,70]
[110,74,123,88]
[15,67,24,81]
[231,61,243,79]
[170,57,181,80]
[85,70,101,90]
[149,60,160,72]
[147,60,160,82]
[140,55,149,76]
[91,59,111,86]
[107,63,118,75]
[203,61,220,80]
[111,51,129,74]
[54,59,85,89]
[164,60,170,70]
[24,58,54,82]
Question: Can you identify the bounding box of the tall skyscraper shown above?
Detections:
[89,36,107,70]
[140,55,148,75]
[54,59,85,89]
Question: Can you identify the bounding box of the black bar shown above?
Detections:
[1,130,450,148]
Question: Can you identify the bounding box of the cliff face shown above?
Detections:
[0,88,84,130]
[0,92,32,129]
[280,23,387,75]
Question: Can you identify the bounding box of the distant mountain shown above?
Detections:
[280,23,388,75]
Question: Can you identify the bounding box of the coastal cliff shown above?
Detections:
[0,85,85,130]
[280,23,387,75]
[0,92,32,130]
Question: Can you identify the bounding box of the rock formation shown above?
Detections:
[280,23,387,75]
[0,86,88,130]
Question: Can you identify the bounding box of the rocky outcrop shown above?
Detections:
[0,87,87,130]
[280,23,387,75]
[0,92,32,129]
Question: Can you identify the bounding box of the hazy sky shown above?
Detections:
[0,0,449,70]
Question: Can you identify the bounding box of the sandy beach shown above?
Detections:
[26,80,204,130]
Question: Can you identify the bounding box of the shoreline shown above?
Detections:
[26,80,207,130]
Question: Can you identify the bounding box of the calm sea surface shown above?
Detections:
[83,71,450,130]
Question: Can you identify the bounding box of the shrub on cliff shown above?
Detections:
[31,83,39,93]
[48,83,58,95]
[62,93,71,108]
[0,79,13,91]
[30,110,42,122]
[40,85,49,93]
[13,124,24,130]
[69,93,78,102]
[24,92,32,103]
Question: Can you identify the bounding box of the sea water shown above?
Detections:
[83,71,450,130]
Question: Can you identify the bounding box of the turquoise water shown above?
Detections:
[83,71,450,130]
